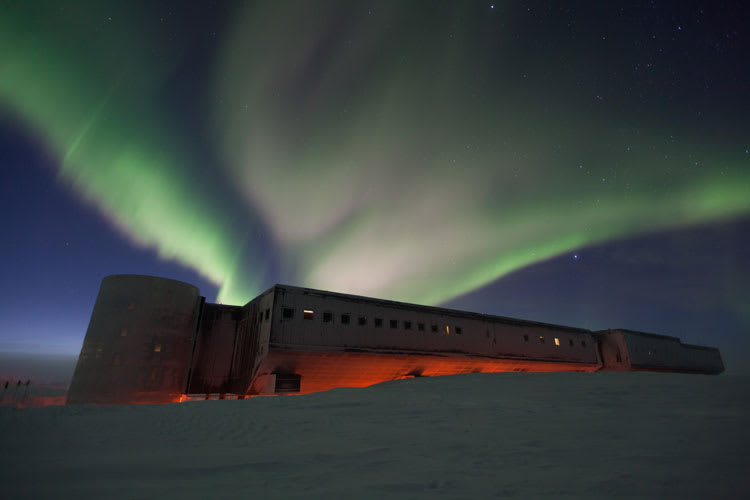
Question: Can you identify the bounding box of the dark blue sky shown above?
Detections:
[1,1,748,373]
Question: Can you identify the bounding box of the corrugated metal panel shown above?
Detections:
[225,301,260,394]
[186,304,242,394]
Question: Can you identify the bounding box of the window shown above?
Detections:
[303,309,314,320]
[404,321,412,330]
[120,328,128,337]
[554,337,560,346]
[523,334,529,342]
[390,319,398,329]
[341,314,350,325]
[455,326,463,335]
[374,318,383,328]
[417,323,425,331]
[323,312,333,323]
[265,308,270,320]
[445,325,450,334]
[358,316,367,326]
[539,336,545,344]
[431,324,438,332]
[569,339,574,347]
[154,343,162,353]
[581,340,587,347]
[283,307,294,319]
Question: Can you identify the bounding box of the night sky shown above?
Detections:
[1,1,748,372]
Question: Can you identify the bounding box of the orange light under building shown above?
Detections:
[248,350,600,396]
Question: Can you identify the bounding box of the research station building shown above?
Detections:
[67,275,725,405]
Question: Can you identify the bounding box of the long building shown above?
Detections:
[66,275,725,405]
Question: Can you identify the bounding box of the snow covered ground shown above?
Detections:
[1,372,747,499]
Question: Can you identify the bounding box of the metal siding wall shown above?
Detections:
[270,287,600,364]
[597,331,631,370]
[186,289,275,396]
[186,304,242,394]
[624,332,724,373]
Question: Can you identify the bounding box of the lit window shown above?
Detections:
[323,312,333,323]
[523,334,529,342]
[431,324,438,332]
[390,319,398,329]
[554,337,560,346]
[120,328,128,337]
[445,325,450,334]
[417,323,425,331]
[358,316,367,326]
[539,336,545,344]
[154,344,162,353]
[455,326,463,335]
[341,314,350,325]
[404,321,412,330]
[283,307,294,319]
[374,318,383,327]
[303,309,314,320]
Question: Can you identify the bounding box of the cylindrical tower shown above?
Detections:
[67,275,202,404]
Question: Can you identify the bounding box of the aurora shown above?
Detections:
[1,0,748,310]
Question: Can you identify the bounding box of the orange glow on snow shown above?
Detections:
[1,395,67,408]
[251,350,600,396]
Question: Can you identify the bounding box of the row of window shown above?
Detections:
[281,308,590,348]
[282,307,463,334]
[523,334,587,348]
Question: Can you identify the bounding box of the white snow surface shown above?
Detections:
[1,372,748,499]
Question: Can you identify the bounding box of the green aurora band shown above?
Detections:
[3,2,749,306]
[214,2,750,304]
[0,3,262,304]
